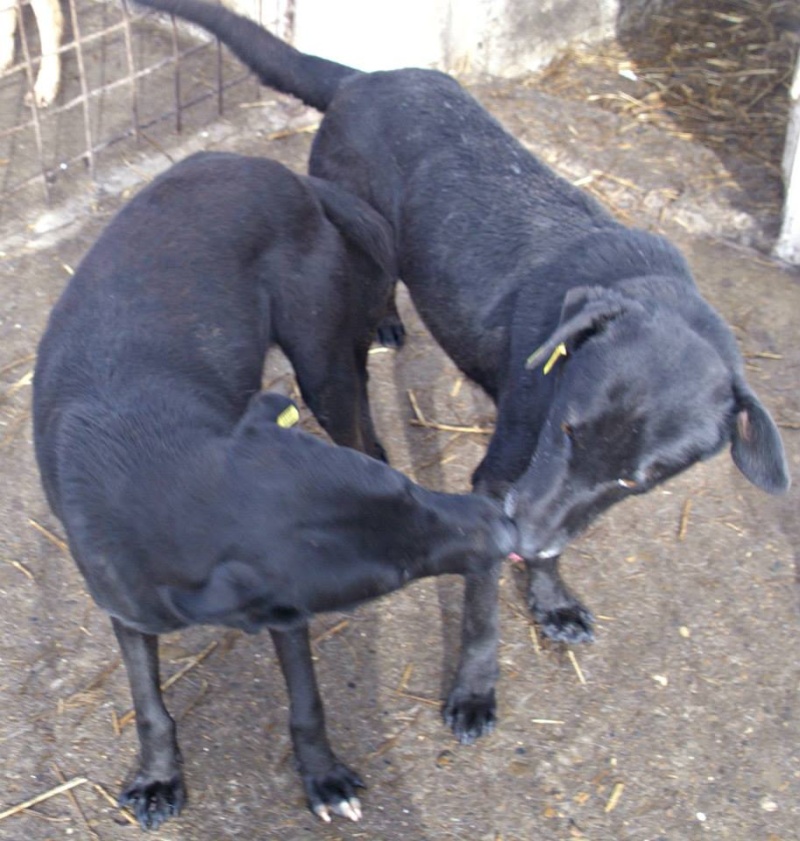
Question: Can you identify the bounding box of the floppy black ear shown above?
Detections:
[525,285,638,370]
[159,560,308,633]
[731,382,790,494]
[309,176,398,279]
[235,392,300,437]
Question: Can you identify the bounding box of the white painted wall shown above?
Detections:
[775,55,800,265]
[229,0,799,262]
[293,0,444,71]
[291,0,618,77]
[224,0,293,40]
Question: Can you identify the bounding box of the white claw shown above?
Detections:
[333,798,361,822]
[313,804,331,823]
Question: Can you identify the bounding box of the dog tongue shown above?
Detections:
[508,552,524,564]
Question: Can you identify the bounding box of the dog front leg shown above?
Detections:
[269,626,364,822]
[0,6,17,72]
[475,400,594,643]
[444,565,501,744]
[526,555,595,644]
[111,617,185,830]
[28,0,63,107]
[443,412,531,745]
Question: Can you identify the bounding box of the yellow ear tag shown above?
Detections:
[542,342,567,376]
[276,405,300,429]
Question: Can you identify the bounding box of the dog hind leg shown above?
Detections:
[0,5,17,72]
[28,0,63,107]
[112,617,186,830]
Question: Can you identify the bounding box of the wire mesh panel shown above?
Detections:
[0,0,292,207]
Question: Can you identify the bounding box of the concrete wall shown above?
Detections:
[224,0,293,40]
[230,0,799,264]
[293,0,618,77]
[775,54,800,264]
[234,0,619,78]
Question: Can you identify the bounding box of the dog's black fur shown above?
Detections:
[32,151,518,829]
[131,0,790,743]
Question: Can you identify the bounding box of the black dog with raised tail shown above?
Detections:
[130,0,790,744]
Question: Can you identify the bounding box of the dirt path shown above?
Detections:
[1,76,798,841]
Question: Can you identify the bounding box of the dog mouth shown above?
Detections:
[508,542,564,564]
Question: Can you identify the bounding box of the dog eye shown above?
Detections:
[561,422,574,438]
[617,477,637,489]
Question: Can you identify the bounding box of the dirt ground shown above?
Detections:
[1,47,799,841]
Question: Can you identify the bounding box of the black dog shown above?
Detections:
[32,151,518,829]
[131,0,790,743]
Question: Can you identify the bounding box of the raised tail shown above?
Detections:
[133,0,359,111]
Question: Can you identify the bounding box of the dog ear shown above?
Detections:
[235,392,300,438]
[159,560,308,633]
[730,381,790,494]
[525,286,636,370]
[309,176,398,279]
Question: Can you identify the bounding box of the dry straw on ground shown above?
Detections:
[533,1,799,179]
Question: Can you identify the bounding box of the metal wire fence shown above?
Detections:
[0,0,290,205]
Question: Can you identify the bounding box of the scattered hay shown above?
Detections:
[51,765,100,841]
[567,649,587,685]
[532,0,799,204]
[92,783,138,826]
[0,353,36,378]
[604,781,625,813]
[311,618,350,645]
[677,498,693,541]
[0,777,87,822]
[28,518,70,555]
[117,640,218,729]
[0,409,30,449]
[407,389,493,435]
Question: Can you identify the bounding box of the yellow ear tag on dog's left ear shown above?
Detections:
[276,405,300,429]
[542,342,568,376]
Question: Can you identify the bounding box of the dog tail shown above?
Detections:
[134,0,359,111]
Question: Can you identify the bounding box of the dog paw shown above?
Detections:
[443,688,496,745]
[304,763,365,823]
[118,774,186,830]
[26,81,57,109]
[532,602,595,644]
[376,315,406,348]
[26,60,61,108]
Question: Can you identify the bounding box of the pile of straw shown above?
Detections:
[534,1,799,175]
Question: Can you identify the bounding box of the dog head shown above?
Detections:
[506,284,789,559]
[159,392,517,632]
